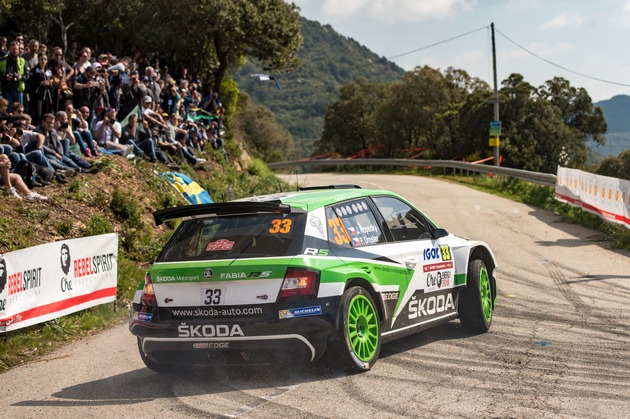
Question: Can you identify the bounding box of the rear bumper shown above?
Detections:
[130,299,339,364]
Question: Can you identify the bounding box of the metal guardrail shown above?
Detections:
[267,159,557,187]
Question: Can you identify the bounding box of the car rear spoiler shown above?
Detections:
[153,202,293,226]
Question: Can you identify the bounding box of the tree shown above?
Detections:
[317,78,388,156]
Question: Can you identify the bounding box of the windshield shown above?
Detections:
[157,213,306,262]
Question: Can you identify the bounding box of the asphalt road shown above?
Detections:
[2,173,629,418]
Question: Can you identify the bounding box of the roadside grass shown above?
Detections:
[444,173,630,252]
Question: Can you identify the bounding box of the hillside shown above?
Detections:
[234,18,405,156]
[590,95,630,157]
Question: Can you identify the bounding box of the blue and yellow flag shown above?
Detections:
[161,172,213,205]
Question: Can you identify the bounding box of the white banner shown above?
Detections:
[555,167,630,229]
[0,233,118,333]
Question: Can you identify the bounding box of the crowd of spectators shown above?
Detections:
[0,32,227,202]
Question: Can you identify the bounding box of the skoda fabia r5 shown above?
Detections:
[130,185,497,372]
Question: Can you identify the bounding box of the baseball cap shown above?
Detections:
[143,96,153,103]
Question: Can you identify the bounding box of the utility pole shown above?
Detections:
[490,22,501,166]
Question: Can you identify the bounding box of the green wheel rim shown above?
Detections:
[479,266,492,322]
[347,294,379,362]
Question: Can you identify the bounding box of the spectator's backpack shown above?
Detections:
[14,160,35,188]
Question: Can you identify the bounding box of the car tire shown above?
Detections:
[458,259,493,333]
[137,337,185,374]
[333,286,381,372]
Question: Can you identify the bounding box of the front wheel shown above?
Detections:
[333,286,381,372]
[458,259,493,333]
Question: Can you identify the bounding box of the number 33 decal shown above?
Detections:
[269,218,292,234]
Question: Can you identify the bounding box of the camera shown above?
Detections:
[60,122,69,129]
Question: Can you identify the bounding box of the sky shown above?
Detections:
[290,0,630,102]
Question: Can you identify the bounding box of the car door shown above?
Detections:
[370,196,457,331]
[324,198,408,328]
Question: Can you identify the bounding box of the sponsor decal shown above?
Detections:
[423,261,454,272]
[193,342,230,349]
[427,271,452,288]
[249,271,272,278]
[256,294,269,300]
[422,245,452,262]
[303,248,329,256]
[278,305,322,319]
[204,268,214,279]
[178,323,244,337]
[73,253,115,278]
[408,293,455,319]
[309,215,325,237]
[381,292,400,301]
[206,239,234,251]
[134,311,153,322]
[8,267,42,296]
[171,306,264,318]
[155,275,199,282]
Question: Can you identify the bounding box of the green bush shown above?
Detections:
[110,187,140,224]
[81,215,114,236]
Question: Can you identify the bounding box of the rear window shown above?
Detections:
[157,213,306,262]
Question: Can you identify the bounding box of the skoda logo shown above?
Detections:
[204,268,214,279]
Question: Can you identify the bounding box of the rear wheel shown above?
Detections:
[333,286,381,372]
[458,259,493,333]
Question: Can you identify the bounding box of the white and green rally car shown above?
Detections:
[130,185,497,373]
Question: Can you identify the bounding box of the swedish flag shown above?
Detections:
[161,172,213,205]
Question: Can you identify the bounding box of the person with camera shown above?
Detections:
[117,70,144,121]
[0,41,27,113]
[54,110,97,173]
[93,108,132,156]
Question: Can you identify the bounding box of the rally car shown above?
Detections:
[130,185,497,373]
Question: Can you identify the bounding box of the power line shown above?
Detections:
[387,26,488,60]
[387,23,630,89]
[494,28,630,88]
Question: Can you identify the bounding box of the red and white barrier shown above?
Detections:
[0,233,118,333]
[555,167,630,229]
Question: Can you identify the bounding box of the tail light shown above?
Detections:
[141,272,157,306]
[279,268,319,298]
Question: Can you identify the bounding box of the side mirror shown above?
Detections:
[432,228,449,239]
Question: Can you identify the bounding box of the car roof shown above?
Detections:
[238,186,400,211]
[153,186,405,225]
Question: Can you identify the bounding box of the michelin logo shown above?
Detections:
[279,305,322,319]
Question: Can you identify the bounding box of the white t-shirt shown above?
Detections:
[94,120,122,144]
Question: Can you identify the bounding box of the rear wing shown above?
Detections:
[153,202,294,226]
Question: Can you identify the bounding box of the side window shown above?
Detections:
[325,199,385,248]
[372,196,431,242]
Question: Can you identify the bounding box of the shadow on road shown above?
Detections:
[12,322,467,407]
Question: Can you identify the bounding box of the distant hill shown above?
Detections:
[234,18,405,156]
[590,95,630,158]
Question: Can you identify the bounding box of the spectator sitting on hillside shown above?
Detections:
[54,110,97,173]
[164,113,205,169]
[1,123,54,174]
[65,103,99,157]
[35,113,82,180]
[0,153,47,201]
[92,108,132,156]
[121,114,157,161]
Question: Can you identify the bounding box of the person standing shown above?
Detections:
[27,53,53,125]
[0,41,27,112]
